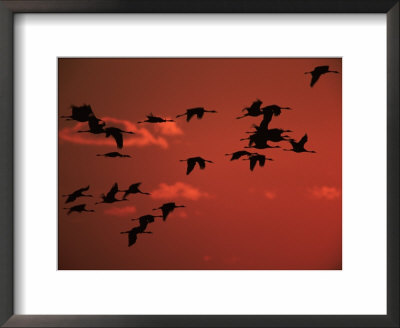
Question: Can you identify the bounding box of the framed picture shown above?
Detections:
[0,1,398,327]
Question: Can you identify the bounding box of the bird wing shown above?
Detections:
[107,183,119,198]
[299,134,308,147]
[65,194,76,203]
[197,159,206,169]
[128,230,138,246]
[258,156,266,167]
[197,111,204,119]
[76,185,90,194]
[186,160,196,175]
[249,157,257,171]
[186,111,196,122]
[161,206,173,221]
[106,128,123,149]
[310,72,321,87]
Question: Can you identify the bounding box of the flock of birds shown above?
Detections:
[61,65,339,247]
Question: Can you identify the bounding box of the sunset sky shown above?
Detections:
[58,58,342,270]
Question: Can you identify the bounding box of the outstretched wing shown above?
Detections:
[65,194,77,203]
[298,134,308,147]
[186,160,196,175]
[186,111,196,122]
[107,183,119,198]
[161,206,173,221]
[310,72,321,87]
[197,159,206,169]
[249,157,257,171]
[106,128,123,149]
[197,111,204,119]
[258,156,266,167]
[128,230,138,247]
[76,185,90,194]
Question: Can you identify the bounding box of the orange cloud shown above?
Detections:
[59,117,172,149]
[309,186,341,200]
[152,119,183,136]
[104,205,137,216]
[150,182,209,200]
[264,191,276,199]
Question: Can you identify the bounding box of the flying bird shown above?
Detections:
[284,134,316,153]
[137,113,175,124]
[153,202,186,221]
[305,65,339,87]
[96,152,131,158]
[120,226,152,247]
[62,185,93,203]
[103,127,135,149]
[176,107,217,122]
[236,99,263,119]
[224,150,257,161]
[121,183,151,199]
[63,204,94,215]
[77,115,106,134]
[243,154,273,171]
[61,104,96,122]
[95,183,126,204]
[179,156,214,175]
[131,214,163,229]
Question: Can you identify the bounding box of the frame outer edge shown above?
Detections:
[0,1,14,327]
[387,2,400,326]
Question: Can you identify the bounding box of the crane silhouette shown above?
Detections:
[284,134,316,153]
[305,65,339,87]
[103,127,135,149]
[153,202,186,221]
[96,152,131,158]
[243,154,273,171]
[63,204,94,215]
[95,183,126,204]
[236,99,263,119]
[121,183,151,199]
[63,185,93,203]
[77,115,106,134]
[176,107,217,122]
[61,104,96,122]
[241,133,281,149]
[120,226,152,247]
[224,150,257,161]
[179,156,214,175]
[137,113,175,123]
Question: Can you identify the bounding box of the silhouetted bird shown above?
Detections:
[63,185,93,204]
[153,202,186,221]
[120,226,152,247]
[243,154,273,171]
[137,113,175,123]
[284,134,316,153]
[96,152,131,158]
[259,105,292,130]
[224,150,256,161]
[236,99,263,119]
[63,204,94,215]
[305,65,339,87]
[77,115,106,134]
[180,156,214,175]
[241,133,281,149]
[121,183,151,199]
[131,214,162,230]
[176,107,217,122]
[95,183,126,204]
[61,104,95,122]
[103,127,134,149]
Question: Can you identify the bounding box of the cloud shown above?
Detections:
[309,186,340,200]
[150,182,209,200]
[104,205,136,216]
[59,117,173,149]
[264,191,276,199]
[152,119,183,136]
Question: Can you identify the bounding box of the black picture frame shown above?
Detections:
[0,1,398,327]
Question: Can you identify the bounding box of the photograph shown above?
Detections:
[58,58,342,270]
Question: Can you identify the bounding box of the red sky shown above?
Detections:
[58,58,342,270]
